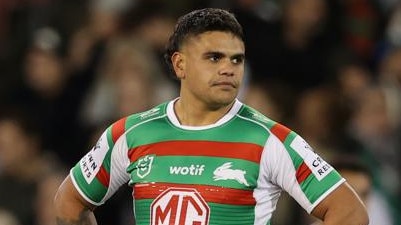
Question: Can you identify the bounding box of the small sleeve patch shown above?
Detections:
[290,135,333,181]
[80,131,109,184]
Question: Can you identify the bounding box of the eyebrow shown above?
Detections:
[202,51,245,59]
[231,53,245,60]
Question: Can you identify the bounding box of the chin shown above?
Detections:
[209,96,236,108]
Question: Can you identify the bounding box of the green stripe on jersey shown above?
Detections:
[126,116,270,149]
[71,165,107,202]
[237,105,277,130]
[300,170,342,203]
[283,133,303,169]
[128,156,259,189]
[208,202,255,224]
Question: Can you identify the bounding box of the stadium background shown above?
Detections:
[0,0,400,224]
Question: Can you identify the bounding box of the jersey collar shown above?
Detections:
[166,98,243,130]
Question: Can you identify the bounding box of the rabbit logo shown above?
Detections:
[213,162,249,186]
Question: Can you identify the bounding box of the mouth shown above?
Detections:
[212,81,237,88]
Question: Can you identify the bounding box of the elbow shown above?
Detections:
[53,179,67,215]
[358,208,369,225]
[348,204,369,225]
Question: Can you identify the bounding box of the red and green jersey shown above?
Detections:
[71,99,344,225]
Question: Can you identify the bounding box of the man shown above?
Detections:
[54,8,369,225]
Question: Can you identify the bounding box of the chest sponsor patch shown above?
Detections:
[151,188,210,225]
[80,131,109,184]
[290,135,333,181]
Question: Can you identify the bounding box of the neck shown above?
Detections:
[174,97,235,126]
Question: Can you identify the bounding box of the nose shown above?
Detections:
[218,60,235,76]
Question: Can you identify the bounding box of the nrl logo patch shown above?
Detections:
[136,155,155,178]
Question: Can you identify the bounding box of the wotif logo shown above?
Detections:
[213,162,249,186]
[169,164,205,176]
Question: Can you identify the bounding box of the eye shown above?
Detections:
[204,52,224,62]
[231,56,244,65]
[209,54,221,62]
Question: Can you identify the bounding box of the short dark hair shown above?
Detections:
[164,8,244,77]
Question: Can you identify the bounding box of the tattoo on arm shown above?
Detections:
[56,211,94,225]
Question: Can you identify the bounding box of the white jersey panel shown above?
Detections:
[101,134,131,202]
[254,134,312,224]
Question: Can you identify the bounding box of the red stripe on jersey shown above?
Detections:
[133,182,256,205]
[296,162,312,183]
[128,141,263,163]
[270,123,291,142]
[112,117,127,143]
[96,165,110,187]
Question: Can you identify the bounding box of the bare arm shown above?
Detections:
[54,175,98,225]
[311,182,369,225]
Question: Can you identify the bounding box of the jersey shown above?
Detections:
[70,99,345,225]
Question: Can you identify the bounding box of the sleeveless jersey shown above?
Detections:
[71,99,344,225]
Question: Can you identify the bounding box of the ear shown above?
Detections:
[172,52,185,79]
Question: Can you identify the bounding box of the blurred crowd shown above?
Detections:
[0,0,400,224]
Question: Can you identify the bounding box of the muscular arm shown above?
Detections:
[54,175,98,225]
[311,182,369,225]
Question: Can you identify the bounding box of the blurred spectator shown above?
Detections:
[375,2,401,59]
[0,209,21,225]
[120,1,176,53]
[335,60,374,106]
[377,0,400,13]
[118,1,178,81]
[34,171,66,225]
[378,47,401,128]
[5,27,87,165]
[345,86,401,210]
[209,0,281,22]
[233,0,338,121]
[241,82,284,122]
[291,86,349,160]
[336,0,384,66]
[80,36,177,129]
[385,3,401,48]
[65,0,128,72]
[0,111,61,225]
[0,0,85,105]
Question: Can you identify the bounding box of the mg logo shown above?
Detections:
[151,188,210,225]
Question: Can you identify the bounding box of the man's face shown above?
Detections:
[174,31,245,108]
